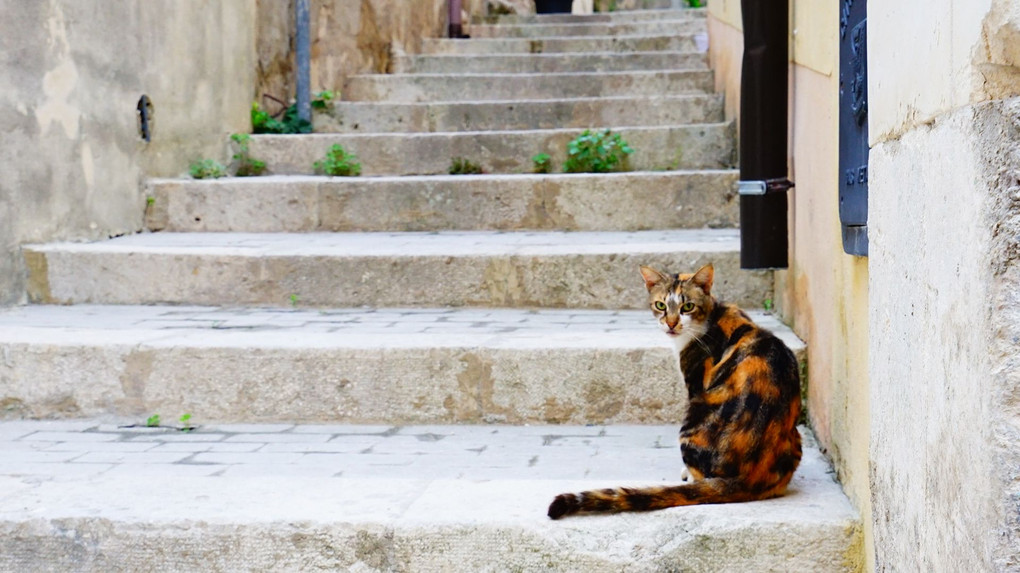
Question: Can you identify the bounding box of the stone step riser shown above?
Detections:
[248,124,736,176]
[343,70,713,103]
[394,51,707,74]
[421,34,697,55]
[0,338,681,424]
[0,307,801,424]
[23,234,771,309]
[145,172,738,233]
[475,8,701,24]
[315,95,722,134]
[469,19,703,38]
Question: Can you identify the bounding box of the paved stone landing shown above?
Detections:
[0,422,859,572]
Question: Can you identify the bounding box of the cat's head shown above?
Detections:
[639,264,715,343]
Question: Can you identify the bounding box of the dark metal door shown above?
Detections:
[839,0,869,256]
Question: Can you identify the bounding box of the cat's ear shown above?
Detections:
[691,263,714,295]
[640,266,669,290]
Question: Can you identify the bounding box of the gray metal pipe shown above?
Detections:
[296,0,311,124]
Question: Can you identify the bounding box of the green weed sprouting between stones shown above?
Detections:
[763,298,774,313]
[290,293,300,307]
[684,0,704,7]
[146,414,160,428]
[563,129,634,173]
[314,144,362,176]
[252,91,335,134]
[230,133,267,177]
[179,413,193,432]
[311,90,335,110]
[532,153,552,174]
[449,157,484,175]
[189,159,227,179]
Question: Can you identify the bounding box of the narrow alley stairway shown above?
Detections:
[0,5,861,570]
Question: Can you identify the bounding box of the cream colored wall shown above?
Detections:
[707,0,873,569]
[0,0,257,305]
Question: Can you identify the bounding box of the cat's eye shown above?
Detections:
[653,301,666,311]
[681,302,696,313]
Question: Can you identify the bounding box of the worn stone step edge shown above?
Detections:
[0,422,859,572]
[315,94,723,133]
[23,229,771,309]
[420,34,699,54]
[468,19,704,38]
[474,8,703,24]
[248,123,736,176]
[0,306,799,423]
[342,69,714,103]
[145,171,739,233]
[393,51,708,75]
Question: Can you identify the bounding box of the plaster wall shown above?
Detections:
[708,1,873,568]
[0,0,257,306]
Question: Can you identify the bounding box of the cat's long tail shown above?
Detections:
[547,477,787,520]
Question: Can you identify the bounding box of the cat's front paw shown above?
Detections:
[681,467,691,482]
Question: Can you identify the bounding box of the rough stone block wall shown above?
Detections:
[255,0,447,113]
[0,0,257,306]
[869,0,1020,566]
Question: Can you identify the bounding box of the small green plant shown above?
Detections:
[146,413,161,428]
[290,293,299,307]
[252,101,312,134]
[230,133,267,177]
[311,90,335,110]
[449,157,484,175]
[531,153,552,174]
[146,196,155,207]
[251,92,334,134]
[189,159,227,179]
[684,0,704,7]
[563,129,634,174]
[314,144,362,176]
[763,298,774,313]
[179,413,193,432]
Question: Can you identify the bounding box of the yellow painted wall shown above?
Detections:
[708,0,872,569]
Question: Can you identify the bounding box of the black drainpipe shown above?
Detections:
[737,0,794,269]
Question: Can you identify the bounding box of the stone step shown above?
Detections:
[248,124,736,176]
[343,70,713,103]
[23,230,771,309]
[0,305,799,423]
[394,50,707,74]
[315,94,722,133]
[0,421,857,572]
[469,19,704,38]
[145,171,738,233]
[478,8,702,25]
[421,34,698,54]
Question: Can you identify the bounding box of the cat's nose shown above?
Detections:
[666,316,679,329]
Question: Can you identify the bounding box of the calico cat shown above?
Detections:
[547,263,802,519]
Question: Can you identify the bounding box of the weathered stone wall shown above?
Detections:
[0,0,257,306]
[868,0,1020,570]
[255,0,447,113]
[870,98,1020,572]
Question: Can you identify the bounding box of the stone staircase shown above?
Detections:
[0,7,861,571]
